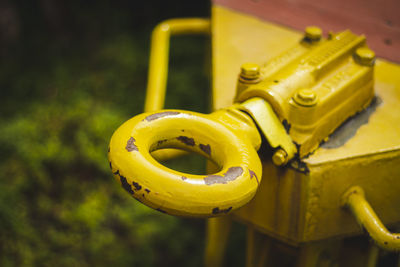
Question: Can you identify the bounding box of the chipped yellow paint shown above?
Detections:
[108,6,400,263]
[108,106,262,217]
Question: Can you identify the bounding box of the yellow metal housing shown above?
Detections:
[236,30,375,157]
[211,4,400,247]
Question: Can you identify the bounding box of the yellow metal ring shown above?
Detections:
[108,109,262,217]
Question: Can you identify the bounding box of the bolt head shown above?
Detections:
[354,47,376,66]
[272,149,288,166]
[294,89,318,107]
[305,26,322,41]
[240,63,260,80]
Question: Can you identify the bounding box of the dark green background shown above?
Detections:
[0,1,248,266]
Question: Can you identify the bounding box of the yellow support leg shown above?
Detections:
[205,216,232,267]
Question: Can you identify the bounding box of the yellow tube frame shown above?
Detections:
[342,186,400,251]
[144,18,210,161]
[144,18,210,112]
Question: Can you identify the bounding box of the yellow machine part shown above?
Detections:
[236,30,375,157]
[108,106,262,217]
[210,4,400,255]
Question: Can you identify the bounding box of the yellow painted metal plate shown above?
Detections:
[211,6,302,110]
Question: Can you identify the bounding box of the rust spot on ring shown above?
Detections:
[126,137,138,152]
[145,188,150,193]
[181,176,187,181]
[177,136,195,146]
[212,207,232,215]
[120,175,134,195]
[132,181,142,191]
[199,144,211,155]
[249,169,259,185]
[204,167,243,185]
[145,111,180,121]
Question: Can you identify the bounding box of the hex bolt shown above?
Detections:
[240,63,261,82]
[354,47,376,66]
[272,149,288,166]
[304,26,322,41]
[293,88,318,107]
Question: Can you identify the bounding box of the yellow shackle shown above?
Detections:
[108,106,262,217]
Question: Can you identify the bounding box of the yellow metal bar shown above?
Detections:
[144,18,210,112]
[237,97,297,165]
[343,186,400,251]
[205,216,232,267]
[144,18,210,162]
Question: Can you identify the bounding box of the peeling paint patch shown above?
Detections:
[132,181,142,191]
[212,207,232,215]
[204,167,243,185]
[109,161,112,170]
[177,136,195,146]
[113,170,120,175]
[120,175,134,194]
[321,97,381,149]
[145,111,180,121]
[199,144,211,155]
[145,188,150,193]
[249,169,259,185]
[157,139,168,147]
[181,176,187,181]
[126,137,138,152]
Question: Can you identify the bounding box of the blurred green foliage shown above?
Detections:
[0,1,215,266]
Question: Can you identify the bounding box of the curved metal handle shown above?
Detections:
[144,18,210,161]
[108,108,262,217]
[342,186,400,251]
[145,18,210,112]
